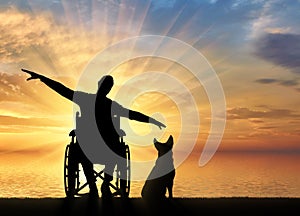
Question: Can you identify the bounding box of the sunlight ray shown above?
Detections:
[113,1,187,77]
[137,3,188,69]
[160,3,188,37]
[61,0,80,29]
[117,0,136,36]
[109,0,122,44]
[135,0,152,36]
[173,6,211,41]
[125,1,152,58]
[91,0,109,40]
[108,1,150,75]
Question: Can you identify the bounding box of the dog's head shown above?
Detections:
[153,135,173,156]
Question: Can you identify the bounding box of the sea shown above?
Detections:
[0,151,299,198]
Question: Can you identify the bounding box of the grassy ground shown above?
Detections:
[1,197,299,216]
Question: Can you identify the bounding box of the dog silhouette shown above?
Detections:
[141,135,175,200]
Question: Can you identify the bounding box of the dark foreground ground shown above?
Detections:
[1,197,299,216]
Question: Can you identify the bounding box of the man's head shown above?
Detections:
[97,75,114,96]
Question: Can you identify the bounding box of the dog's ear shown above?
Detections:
[154,138,161,151]
[166,135,174,147]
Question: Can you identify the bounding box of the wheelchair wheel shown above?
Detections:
[114,144,131,197]
[63,136,131,198]
[64,144,80,198]
[123,144,131,197]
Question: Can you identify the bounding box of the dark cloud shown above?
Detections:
[255,33,300,72]
[255,78,278,84]
[280,79,298,86]
[227,107,300,120]
[255,78,299,91]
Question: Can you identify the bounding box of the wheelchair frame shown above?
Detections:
[63,130,131,198]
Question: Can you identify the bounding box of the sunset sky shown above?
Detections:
[0,0,300,197]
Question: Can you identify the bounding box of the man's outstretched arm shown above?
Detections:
[22,69,74,101]
[128,110,166,129]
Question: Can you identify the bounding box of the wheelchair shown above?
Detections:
[63,129,131,198]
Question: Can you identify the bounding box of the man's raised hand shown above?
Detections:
[149,117,166,130]
[156,121,166,130]
[21,69,41,81]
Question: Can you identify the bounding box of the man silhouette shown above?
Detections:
[22,69,166,198]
